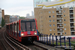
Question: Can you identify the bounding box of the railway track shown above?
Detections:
[0,28,48,50]
[6,33,47,50]
[0,28,14,50]
[4,31,31,50]
[25,43,47,50]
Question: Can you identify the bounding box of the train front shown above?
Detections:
[21,19,39,43]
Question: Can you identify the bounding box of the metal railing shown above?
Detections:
[57,13,62,15]
[37,34,73,50]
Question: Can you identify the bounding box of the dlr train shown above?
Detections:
[6,19,39,43]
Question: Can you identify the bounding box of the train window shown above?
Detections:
[21,23,25,32]
[31,22,36,31]
[10,24,12,34]
[26,22,31,31]
[17,23,19,33]
[15,23,17,33]
[21,20,36,31]
[12,24,14,32]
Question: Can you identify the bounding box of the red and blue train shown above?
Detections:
[6,19,39,43]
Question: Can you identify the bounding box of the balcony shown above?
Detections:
[71,32,75,35]
[58,31,63,33]
[57,17,63,19]
[57,13,62,15]
[70,12,73,14]
[70,17,74,19]
[57,24,63,26]
[69,7,73,10]
[57,27,63,28]
[56,8,62,11]
[70,21,75,23]
[71,29,75,32]
[57,22,63,24]
[70,25,75,28]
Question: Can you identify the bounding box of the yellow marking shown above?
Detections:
[37,0,75,7]
[58,0,63,2]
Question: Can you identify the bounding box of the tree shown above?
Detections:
[19,17,25,19]
[1,17,5,27]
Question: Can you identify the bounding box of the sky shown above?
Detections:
[0,0,34,17]
[0,0,55,17]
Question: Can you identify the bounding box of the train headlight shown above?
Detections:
[34,33,37,35]
[21,33,24,36]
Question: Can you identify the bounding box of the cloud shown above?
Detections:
[5,6,33,17]
[0,0,34,17]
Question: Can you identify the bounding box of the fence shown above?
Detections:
[37,34,73,50]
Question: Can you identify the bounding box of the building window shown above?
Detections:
[53,15,54,17]
[49,11,51,13]
[64,24,66,26]
[65,32,66,34]
[53,24,55,26]
[53,20,55,22]
[65,28,66,30]
[63,10,65,12]
[64,15,65,17]
[50,29,52,31]
[60,15,61,17]
[54,29,55,31]
[49,20,51,22]
[59,11,61,13]
[64,19,66,21]
[50,24,51,27]
[49,16,51,18]
[52,11,54,13]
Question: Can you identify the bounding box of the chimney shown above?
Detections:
[2,10,4,19]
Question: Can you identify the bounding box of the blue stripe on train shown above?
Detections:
[37,30,39,36]
[19,31,21,37]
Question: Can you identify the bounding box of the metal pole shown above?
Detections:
[64,37,66,48]
[60,36,61,46]
[40,34,41,41]
[49,35,51,45]
[69,37,72,50]
[47,35,48,44]
[44,34,45,44]
[42,34,43,42]
[52,35,54,45]
[56,36,58,46]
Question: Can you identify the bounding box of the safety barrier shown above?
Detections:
[37,34,73,50]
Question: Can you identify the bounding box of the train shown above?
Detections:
[6,19,39,43]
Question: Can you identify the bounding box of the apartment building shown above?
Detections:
[4,15,10,23]
[34,0,75,36]
[10,15,19,23]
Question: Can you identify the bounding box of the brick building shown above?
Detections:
[34,0,75,36]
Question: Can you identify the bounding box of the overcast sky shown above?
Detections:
[0,0,34,17]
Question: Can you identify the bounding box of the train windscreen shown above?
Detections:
[21,19,36,31]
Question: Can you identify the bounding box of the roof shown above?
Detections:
[37,0,75,7]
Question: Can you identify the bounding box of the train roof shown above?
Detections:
[6,18,36,25]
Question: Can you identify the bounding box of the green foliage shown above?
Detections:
[1,17,5,27]
[19,17,25,19]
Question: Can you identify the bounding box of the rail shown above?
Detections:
[3,30,16,50]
